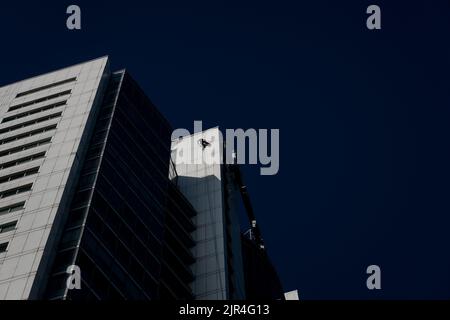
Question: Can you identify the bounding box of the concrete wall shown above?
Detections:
[171,127,228,299]
[0,57,109,299]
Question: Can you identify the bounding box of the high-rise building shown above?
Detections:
[170,128,284,300]
[0,57,282,300]
[170,128,246,300]
[0,57,111,299]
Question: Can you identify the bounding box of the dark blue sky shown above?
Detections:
[1,0,450,299]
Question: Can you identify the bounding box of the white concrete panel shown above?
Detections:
[171,127,228,300]
[0,56,110,299]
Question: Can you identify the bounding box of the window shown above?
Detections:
[0,167,39,185]
[2,101,66,123]
[0,242,7,253]
[0,221,17,234]
[0,152,45,170]
[0,138,51,158]
[0,202,25,216]
[0,112,62,135]
[8,90,71,112]
[15,78,76,98]
[0,184,32,199]
[0,124,57,145]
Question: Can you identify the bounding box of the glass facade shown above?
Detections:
[240,235,284,300]
[44,71,196,300]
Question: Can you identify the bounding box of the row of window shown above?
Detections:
[15,78,76,99]
[0,138,51,158]
[0,112,62,135]
[2,101,66,124]
[8,90,71,113]
[0,152,45,170]
[0,221,17,234]
[0,167,39,185]
[0,78,71,259]
[0,202,25,216]
[0,124,57,145]
[0,184,32,199]
[0,203,24,255]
